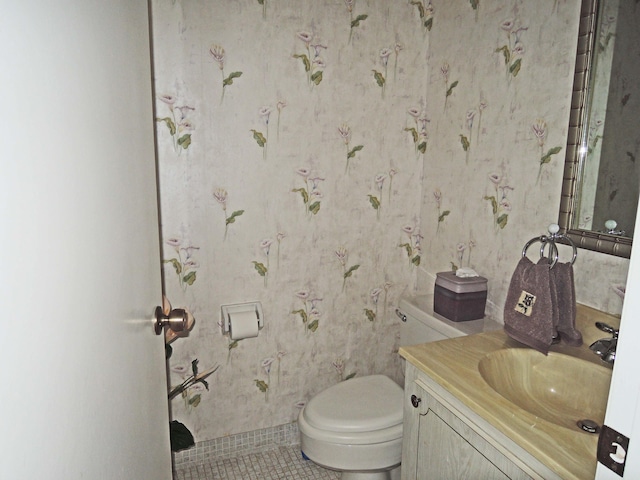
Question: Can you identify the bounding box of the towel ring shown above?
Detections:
[521,224,577,269]
[522,236,559,268]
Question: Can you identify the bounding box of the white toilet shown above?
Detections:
[298,294,500,480]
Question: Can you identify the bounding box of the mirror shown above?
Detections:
[558,0,639,258]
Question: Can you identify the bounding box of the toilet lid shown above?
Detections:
[303,375,403,433]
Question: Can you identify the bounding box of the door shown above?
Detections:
[595,200,640,478]
[0,1,171,478]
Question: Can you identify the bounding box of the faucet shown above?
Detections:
[589,322,618,364]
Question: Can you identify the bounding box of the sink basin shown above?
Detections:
[478,348,612,432]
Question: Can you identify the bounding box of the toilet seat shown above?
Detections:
[300,375,403,445]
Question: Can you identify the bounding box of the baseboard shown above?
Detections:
[172,422,300,468]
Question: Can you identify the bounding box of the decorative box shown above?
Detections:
[434,271,488,322]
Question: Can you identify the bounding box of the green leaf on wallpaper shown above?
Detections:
[188,394,201,407]
[254,379,269,393]
[348,145,364,159]
[418,141,427,154]
[470,0,479,9]
[311,70,323,85]
[510,59,521,77]
[368,195,380,210]
[405,127,419,143]
[540,146,562,165]
[497,214,509,229]
[257,0,264,5]
[177,134,191,149]
[495,46,510,64]
[352,14,368,27]
[411,255,421,266]
[372,70,385,88]
[292,309,308,323]
[345,372,356,380]
[183,271,197,286]
[157,117,177,136]
[309,201,321,215]
[252,261,268,277]
[292,188,309,203]
[223,71,243,87]
[226,210,244,225]
[446,80,458,98]
[424,18,433,30]
[593,135,603,149]
[459,134,470,152]
[344,265,360,279]
[164,258,182,275]
[364,309,376,322]
[588,136,603,155]
[438,210,450,222]
[598,33,614,53]
[399,242,412,257]
[293,54,311,72]
[484,195,498,214]
[251,130,267,147]
[411,1,425,18]
[228,340,239,350]
[307,319,319,332]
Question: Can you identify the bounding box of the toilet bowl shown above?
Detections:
[298,294,501,479]
[298,375,403,480]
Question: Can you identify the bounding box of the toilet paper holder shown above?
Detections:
[221,301,264,337]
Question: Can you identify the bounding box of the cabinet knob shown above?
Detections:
[411,394,421,408]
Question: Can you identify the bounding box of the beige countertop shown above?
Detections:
[399,304,620,480]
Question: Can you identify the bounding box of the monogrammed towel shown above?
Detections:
[503,257,555,354]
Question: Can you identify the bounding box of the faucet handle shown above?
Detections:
[590,339,611,356]
[596,322,619,338]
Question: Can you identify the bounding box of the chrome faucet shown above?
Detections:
[589,322,618,364]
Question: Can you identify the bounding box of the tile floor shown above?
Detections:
[173,445,340,480]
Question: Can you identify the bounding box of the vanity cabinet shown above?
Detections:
[401,363,559,480]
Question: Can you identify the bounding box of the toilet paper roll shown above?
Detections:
[229,310,259,340]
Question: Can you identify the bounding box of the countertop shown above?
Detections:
[399,304,620,480]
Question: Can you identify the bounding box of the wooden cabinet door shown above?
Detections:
[401,365,531,480]
[418,407,510,479]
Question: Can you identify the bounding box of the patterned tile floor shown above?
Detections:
[173,445,340,480]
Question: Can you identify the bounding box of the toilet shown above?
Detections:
[298,294,501,480]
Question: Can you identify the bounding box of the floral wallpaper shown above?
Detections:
[151,0,630,444]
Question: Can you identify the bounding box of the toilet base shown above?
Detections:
[341,472,388,480]
[341,465,400,480]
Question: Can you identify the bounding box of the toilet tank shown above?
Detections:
[397,294,501,347]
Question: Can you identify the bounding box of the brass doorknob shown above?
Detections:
[154,306,187,335]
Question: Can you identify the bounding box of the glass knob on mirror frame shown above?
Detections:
[604,220,626,236]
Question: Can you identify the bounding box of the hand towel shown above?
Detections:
[503,256,554,354]
[551,261,582,346]
[547,261,561,344]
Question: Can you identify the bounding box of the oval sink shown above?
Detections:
[478,348,612,432]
